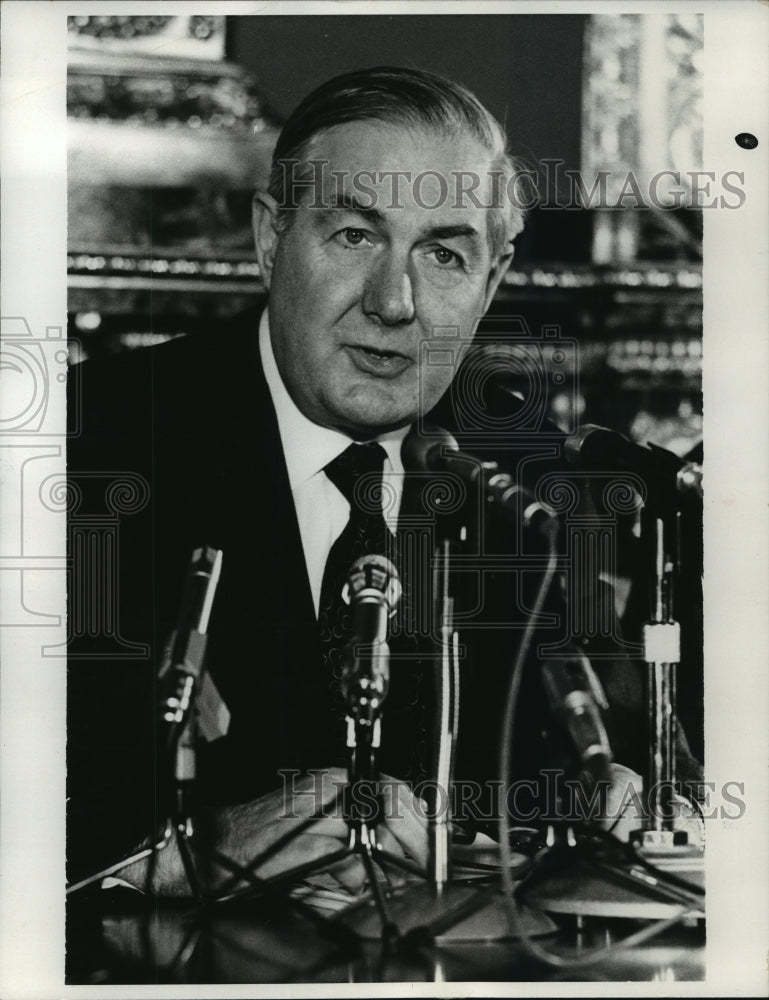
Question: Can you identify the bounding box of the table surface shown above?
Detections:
[66,877,705,985]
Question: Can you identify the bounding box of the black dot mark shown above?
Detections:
[735,133,758,150]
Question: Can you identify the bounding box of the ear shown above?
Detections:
[482,244,515,314]
[252,193,281,290]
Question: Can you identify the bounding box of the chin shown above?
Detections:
[335,404,413,438]
[333,388,416,436]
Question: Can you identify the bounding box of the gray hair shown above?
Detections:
[266,66,526,258]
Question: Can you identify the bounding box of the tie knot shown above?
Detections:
[324,442,387,510]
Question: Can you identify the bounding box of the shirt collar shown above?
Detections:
[258,310,408,490]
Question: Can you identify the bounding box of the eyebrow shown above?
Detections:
[315,195,484,248]
[319,192,385,222]
[423,224,482,245]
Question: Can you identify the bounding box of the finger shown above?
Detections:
[380,778,429,869]
[254,832,349,882]
[326,853,367,893]
[286,768,349,819]
[272,834,366,894]
[379,773,429,827]
[300,814,350,840]
[369,825,410,890]
[372,824,405,859]
[602,763,645,843]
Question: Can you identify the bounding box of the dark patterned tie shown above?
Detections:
[318,443,398,752]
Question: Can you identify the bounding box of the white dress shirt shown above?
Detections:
[259,311,409,615]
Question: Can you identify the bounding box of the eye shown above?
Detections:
[338,228,371,248]
[430,246,462,268]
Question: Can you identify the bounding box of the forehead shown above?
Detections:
[305,120,498,225]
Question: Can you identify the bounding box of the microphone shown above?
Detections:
[564,424,703,503]
[158,546,223,742]
[341,554,401,722]
[403,425,558,534]
[541,651,613,783]
[483,379,568,437]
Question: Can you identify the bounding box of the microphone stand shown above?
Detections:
[149,546,370,964]
[168,711,206,904]
[430,534,460,893]
[363,465,528,949]
[339,684,418,941]
[643,515,678,843]
[493,526,704,948]
[515,501,704,933]
[560,425,704,855]
[213,560,429,942]
[66,545,224,900]
[68,546,363,974]
[152,545,224,903]
[633,510,703,857]
[236,533,496,947]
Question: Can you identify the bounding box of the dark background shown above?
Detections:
[228,14,584,174]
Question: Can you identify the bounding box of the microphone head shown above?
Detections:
[342,554,402,615]
[563,424,609,466]
[676,461,703,499]
[402,424,458,472]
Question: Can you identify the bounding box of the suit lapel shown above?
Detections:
[190,336,340,794]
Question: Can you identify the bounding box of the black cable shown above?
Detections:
[588,823,705,898]
[65,821,173,896]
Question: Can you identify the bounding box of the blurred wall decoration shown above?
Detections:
[575,12,703,455]
[67,14,276,362]
[582,13,703,214]
[68,14,227,60]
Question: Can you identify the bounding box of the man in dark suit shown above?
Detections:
[68,67,689,897]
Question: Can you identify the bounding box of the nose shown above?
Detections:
[361,253,416,327]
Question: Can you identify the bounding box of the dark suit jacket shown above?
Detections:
[67,330,435,880]
[66,329,688,883]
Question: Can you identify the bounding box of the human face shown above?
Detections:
[253,121,511,438]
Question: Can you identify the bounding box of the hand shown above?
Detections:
[600,763,646,842]
[118,768,428,897]
[599,763,704,847]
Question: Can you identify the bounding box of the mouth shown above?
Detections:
[345,345,412,378]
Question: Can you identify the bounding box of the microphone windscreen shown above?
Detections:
[401,424,458,472]
[344,554,401,613]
